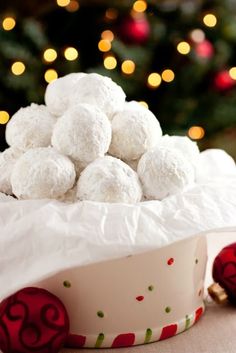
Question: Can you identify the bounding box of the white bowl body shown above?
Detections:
[36,233,207,348]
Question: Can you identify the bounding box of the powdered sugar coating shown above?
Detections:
[52,103,112,163]
[77,156,143,203]
[0,147,23,195]
[196,149,236,182]
[109,101,162,161]
[69,73,126,120]
[45,72,86,116]
[125,158,140,171]
[6,103,56,151]
[11,147,76,199]
[159,135,200,168]
[57,186,78,203]
[71,159,88,178]
[137,147,195,200]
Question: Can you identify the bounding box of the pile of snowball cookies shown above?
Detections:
[0,72,232,204]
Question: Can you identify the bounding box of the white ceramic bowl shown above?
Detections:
[35,233,207,348]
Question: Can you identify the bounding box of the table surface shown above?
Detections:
[61,301,236,353]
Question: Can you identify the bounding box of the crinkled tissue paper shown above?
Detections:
[0,176,236,300]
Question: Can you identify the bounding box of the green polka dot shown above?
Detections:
[195,259,199,264]
[63,280,71,288]
[148,285,154,291]
[97,310,104,318]
[95,333,105,348]
[165,306,171,313]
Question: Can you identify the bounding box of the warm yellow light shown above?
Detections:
[2,17,16,31]
[104,56,117,70]
[139,101,149,109]
[66,0,80,12]
[44,69,58,83]
[64,47,78,61]
[101,30,114,42]
[121,60,136,75]
[188,126,205,140]
[190,29,205,43]
[57,0,70,7]
[177,41,191,55]
[229,67,236,80]
[162,69,175,83]
[203,14,217,28]
[11,62,25,76]
[43,48,57,63]
[147,73,162,88]
[133,0,147,13]
[98,39,111,52]
[0,111,10,124]
[105,8,118,20]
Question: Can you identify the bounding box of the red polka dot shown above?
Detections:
[167,258,174,266]
[136,296,144,302]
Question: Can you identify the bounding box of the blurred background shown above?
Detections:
[0,0,236,157]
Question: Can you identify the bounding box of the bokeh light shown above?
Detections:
[66,0,80,12]
[43,48,57,63]
[98,39,112,52]
[101,30,114,41]
[188,126,205,140]
[0,111,10,125]
[2,17,16,31]
[229,67,236,80]
[190,29,205,43]
[105,8,118,20]
[11,62,25,75]
[44,69,58,83]
[121,60,136,74]
[162,69,175,82]
[203,14,217,27]
[64,47,78,61]
[57,0,70,7]
[177,41,191,55]
[147,73,162,88]
[139,101,149,109]
[104,56,117,70]
[133,0,147,13]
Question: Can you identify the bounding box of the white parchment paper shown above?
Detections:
[0,177,236,300]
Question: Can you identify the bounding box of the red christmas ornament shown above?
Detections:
[119,13,150,44]
[0,287,69,353]
[214,70,235,91]
[195,40,214,59]
[209,243,236,304]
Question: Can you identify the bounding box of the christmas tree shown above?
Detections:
[0,0,236,157]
